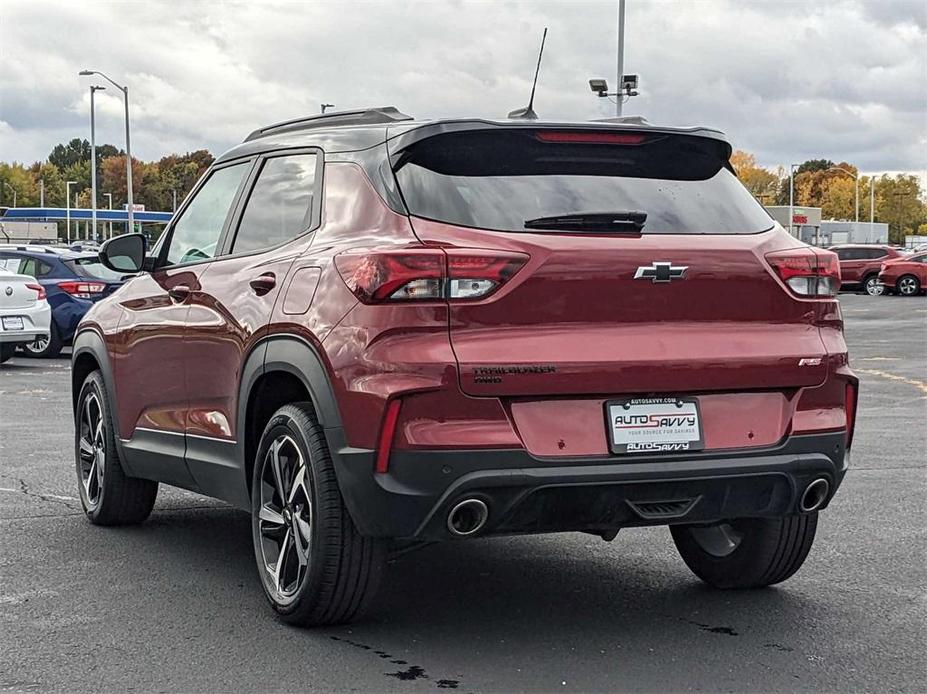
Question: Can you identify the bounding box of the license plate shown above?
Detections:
[606,397,704,454]
[1,316,24,331]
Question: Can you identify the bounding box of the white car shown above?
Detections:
[0,269,51,363]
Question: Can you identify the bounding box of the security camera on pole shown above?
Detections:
[588,0,639,116]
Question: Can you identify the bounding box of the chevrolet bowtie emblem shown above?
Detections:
[633,261,688,283]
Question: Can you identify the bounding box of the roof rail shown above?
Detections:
[244,106,414,142]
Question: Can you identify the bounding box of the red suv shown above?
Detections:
[72,109,857,626]
[877,252,926,296]
[830,244,906,295]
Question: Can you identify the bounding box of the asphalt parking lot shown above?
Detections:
[1,293,924,693]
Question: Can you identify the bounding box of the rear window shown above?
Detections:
[65,257,124,281]
[393,129,774,234]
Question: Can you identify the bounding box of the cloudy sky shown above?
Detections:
[1,0,924,176]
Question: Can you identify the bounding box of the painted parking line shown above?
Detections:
[856,368,927,396]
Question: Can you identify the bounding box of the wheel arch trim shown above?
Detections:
[71,327,135,471]
[235,333,350,506]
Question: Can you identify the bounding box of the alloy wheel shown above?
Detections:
[865,277,884,296]
[688,522,745,558]
[23,334,50,355]
[77,392,106,508]
[898,277,919,296]
[257,435,313,603]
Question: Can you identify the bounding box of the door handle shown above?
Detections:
[249,273,276,295]
[168,284,190,302]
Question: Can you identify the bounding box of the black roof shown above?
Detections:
[215,107,730,164]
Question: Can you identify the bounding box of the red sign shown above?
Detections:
[792,214,808,224]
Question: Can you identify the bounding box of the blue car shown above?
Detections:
[0,245,127,357]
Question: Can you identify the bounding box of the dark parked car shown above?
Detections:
[829,244,906,295]
[0,245,127,357]
[878,252,927,296]
[71,109,857,626]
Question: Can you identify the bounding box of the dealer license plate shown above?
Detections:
[606,397,704,454]
[1,316,24,331]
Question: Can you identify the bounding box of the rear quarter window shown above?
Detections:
[65,257,124,281]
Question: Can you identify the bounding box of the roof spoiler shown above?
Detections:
[590,116,651,125]
[244,106,414,142]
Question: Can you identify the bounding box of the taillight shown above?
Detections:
[335,248,528,304]
[58,281,107,299]
[845,382,857,449]
[25,283,46,300]
[765,247,840,297]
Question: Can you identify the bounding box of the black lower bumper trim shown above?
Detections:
[328,431,848,540]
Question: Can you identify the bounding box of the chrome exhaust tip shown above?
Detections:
[447,498,489,537]
[800,478,830,513]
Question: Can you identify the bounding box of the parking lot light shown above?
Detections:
[79,69,135,233]
[827,166,860,223]
[2,182,15,208]
[89,85,105,242]
[65,180,77,243]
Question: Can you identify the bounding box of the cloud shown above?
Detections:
[0,0,923,176]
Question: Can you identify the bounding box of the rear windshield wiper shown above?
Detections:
[523,211,647,232]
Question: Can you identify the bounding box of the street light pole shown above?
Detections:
[616,0,626,117]
[79,69,134,234]
[89,85,105,243]
[104,192,113,239]
[65,180,77,243]
[2,182,15,208]
[788,163,799,237]
[826,166,859,225]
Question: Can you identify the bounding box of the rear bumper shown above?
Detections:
[330,431,849,540]
[0,303,51,344]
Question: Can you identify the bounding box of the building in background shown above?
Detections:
[764,206,823,245]
[821,221,889,246]
[0,220,59,244]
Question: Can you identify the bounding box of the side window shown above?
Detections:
[833,249,848,260]
[231,153,318,255]
[0,255,18,272]
[164,163,249,266]
[18,257,39,277]
[843,249,863,260]
[37,260,54,277]
[862,249,885,260]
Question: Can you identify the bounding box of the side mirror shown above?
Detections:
[99,233,146,273]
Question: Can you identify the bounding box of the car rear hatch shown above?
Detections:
[1,274,39,310]
[390,125,834,398]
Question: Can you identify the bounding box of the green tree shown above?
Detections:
[48,138,90,170]
[796,159,834,174]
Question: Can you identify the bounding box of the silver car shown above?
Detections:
[0,269,52,363]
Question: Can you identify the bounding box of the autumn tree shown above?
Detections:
[730,150,779,201]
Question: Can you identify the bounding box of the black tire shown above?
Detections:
[861,274,884,296]
[251,402,386,626]
[20,322,62,358]
[896,274,921,297]
[0,344,15,363]
[75,370,158,525]
[671,514,817,589]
